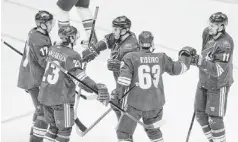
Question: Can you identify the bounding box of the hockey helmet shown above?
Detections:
[112,16,131,29]
[138,31,154,48]
[35,11,54,27]
[58,26,79,45]
[209,12,228,26]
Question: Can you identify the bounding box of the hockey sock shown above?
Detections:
[76,7,98,43]
[57,7,70,28]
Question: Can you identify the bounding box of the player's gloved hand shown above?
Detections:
[82,43,99,63]
[179,46,197,57]
[110,87,124,106]
[191,54,203,66]
[96,83,109,106]
[107,59,121,72]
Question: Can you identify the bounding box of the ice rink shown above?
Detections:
[1,0,238,141]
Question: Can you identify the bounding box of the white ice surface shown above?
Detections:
[1,0,238,142]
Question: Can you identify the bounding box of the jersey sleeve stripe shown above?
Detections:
[118,76,131,82]
[117,77,131,86]
[76,72,87,80]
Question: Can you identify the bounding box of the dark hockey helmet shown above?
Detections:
[112,16,131,29]
[139,31,154,48]
[58,26,79,45]
[35,10,54,27]
[209,12,228,26]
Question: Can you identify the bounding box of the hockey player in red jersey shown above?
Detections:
[111,31,196,142]
[82,15,139,119]
[38,26,109,142]
[191,12,234,142]
[56,0,97,43]
[17,10,55,142]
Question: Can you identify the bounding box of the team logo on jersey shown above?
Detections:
[210,107,215,112]
[205,51,213,61]
[223,41,230,48]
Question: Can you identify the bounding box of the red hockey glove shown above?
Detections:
[179,46,197,57]
[82,43,99,63]
[96,83,109,106]
[107,59,121,72]
[191,54,203,66]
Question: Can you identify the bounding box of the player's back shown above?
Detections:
[123,51,167,111]
[17,28,51,89]
[38,45,81,106]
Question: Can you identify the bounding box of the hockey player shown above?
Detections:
[38,26,109,142]
[17,10,55,142]
[82,15,139,120]
[56,0,97,43]
[111,31,196,142]
[191,12,234,142]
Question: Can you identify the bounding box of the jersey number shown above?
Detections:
[40,46,48,56]
[42,61,60,84]
[138,65,160,89]
[22,41,48,67]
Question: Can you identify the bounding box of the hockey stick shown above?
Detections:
[186,111,196,142]
[1,39,23,56]
[48,59,166,130]
[88,6,99,46]
[74,62,89,134]
[78,84,137,137]
[1,39,91,100]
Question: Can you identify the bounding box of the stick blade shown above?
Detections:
[75,118,87,136]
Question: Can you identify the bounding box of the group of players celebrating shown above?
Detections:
[16,0,234,142]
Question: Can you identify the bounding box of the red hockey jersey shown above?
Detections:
[198,28,234,90]
[17,28,52,90]
[94,32,139,81]
[117,50,190,111]
[38,45,97,106]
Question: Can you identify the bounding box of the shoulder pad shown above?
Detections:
[28,29,51,46]
[202,27,209,39]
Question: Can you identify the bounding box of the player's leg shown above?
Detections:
[42,105,58,142]
[194,87,213,142]
[143,108,164,142]
[56,0,78,28]
[54,103,74,142]
[116,105,141,142]
[206,86,230,142]
[28,87,48,142]
[75,0,98,44]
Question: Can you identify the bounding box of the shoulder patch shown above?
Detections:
[223,41,230,48]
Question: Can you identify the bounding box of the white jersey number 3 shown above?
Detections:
[42,61,60,84]
[138,65,160,89]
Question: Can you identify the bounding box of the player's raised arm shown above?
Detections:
[163,46,196,75]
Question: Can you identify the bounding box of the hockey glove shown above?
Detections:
[179,46,197,57]
[107,59,121,72]
[110,87,125,106]
[96,83,109,106]
[191,54,203,66]
[82,43,99,63]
